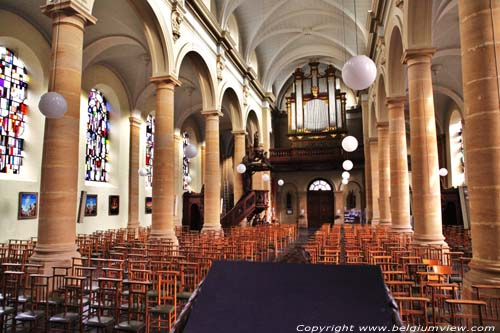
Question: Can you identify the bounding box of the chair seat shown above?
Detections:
[177,291,192,300]
[49,312,80,323]
[18,295,32,303]
[120,303,146,311]
[150,304,175,314]
[86,315,115,327]
[48,296,64,305]
[0,306,15,316]
[115,320,146,332]
[147,290,158,297]
[449,276,462,283]
[15,310,45,321]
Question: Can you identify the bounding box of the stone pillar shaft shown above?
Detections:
[387,97,412,232]
[458,0,500,292]
[203,110,222,230]
[32,7,96,269]
[404,49,445,245]
[363,140,373,222]
[369,139,380,224]
[378,123,391,224]
[150,76,180,243]
[128,117,142,230]
[232,131,246,203]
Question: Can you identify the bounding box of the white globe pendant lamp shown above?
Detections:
[184,144,197,159]
[439,168,448,177]
[342,55,377,91]
[38,92,68,118]
[277,179,284,186]
[342,160,353,171]
[342,171,350,179]
[342,136,358,152]
[236,163,246,174]
[342,178,349,185]
[138,167,148,177]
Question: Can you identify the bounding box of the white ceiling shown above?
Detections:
[214,0,372,96]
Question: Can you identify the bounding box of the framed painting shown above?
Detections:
[18,192,38,220]
[145,197,152,214]
[85,194,98,217]
[109,195,119,216]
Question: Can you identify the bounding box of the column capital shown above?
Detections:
[41,1,97,26]
[129,116,142,128]
[201,109,223,117]
[377,121,389,129]
[150,75,182,88]
[232,129,247,136]
[402,48,436,65]
[386,96,407,107]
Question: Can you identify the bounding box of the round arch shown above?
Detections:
[175,46,217,110]
[404,0,433,49]
[220,87,243,131]
[307,178,334,228]
[386,24,406,97]
[245,110,262,147]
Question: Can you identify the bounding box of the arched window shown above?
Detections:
[308,179,332,191]
[85,88,110,182]
[0,47,28,174]
[182,132,191,191]
[449,111,465,187]
[145,114,154,187]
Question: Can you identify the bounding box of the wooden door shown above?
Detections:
[307,191,334,228]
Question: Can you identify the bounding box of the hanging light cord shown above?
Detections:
[354,0,359,55]
[342,0,346,63]
[489,0,500,105]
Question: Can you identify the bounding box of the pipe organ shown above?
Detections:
[286,62,347,139]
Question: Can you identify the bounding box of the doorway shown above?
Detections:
[307,179,334,228]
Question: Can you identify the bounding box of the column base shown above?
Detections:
[150,228,179,246]
[30,243,80,275]
[391,225,414,233]
[412,233,448,247]
[379,219,392,226]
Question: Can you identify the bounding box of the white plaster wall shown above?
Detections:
[0,11,50,243]
[77,65,131,234]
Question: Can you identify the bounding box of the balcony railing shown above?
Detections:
[270,147,364,164]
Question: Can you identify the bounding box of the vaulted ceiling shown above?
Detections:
[214,0,372,96]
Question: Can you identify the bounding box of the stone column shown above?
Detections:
[173,134,183,226]
[363,142,373,222]
[334,191,345,224]
[232,130,246,203]
[404,49,445,245]
[31,4,96,270]
[149,76,180,244]
[458,0,500,296]
[369,138,380,224]
[202,109,223,230]
[128,116,142,230]
[201,144,206,184]
[387,97,412,232]
[377,122,391,225]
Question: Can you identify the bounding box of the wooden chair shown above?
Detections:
[446,299,487,329]
[395,296,430,325]
[426,283,459,326]
[15,274,51,332]
[472,284,500,326]
[149,271,178,332]
[86,277,121,332]
[0,271,24,333]
[115,280,151,332]
[49,275,87,333]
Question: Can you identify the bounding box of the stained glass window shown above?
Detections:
[145,114,154,187]
[85,88,110,182]
[0,47,29,174]
[182,132,190,191]
[309,179,332,191]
